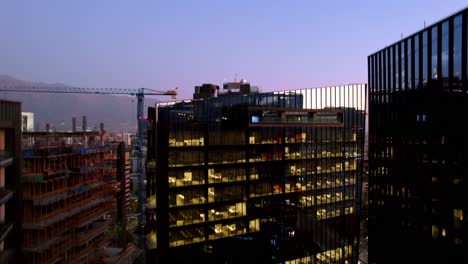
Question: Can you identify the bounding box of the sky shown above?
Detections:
[1,0,467,100]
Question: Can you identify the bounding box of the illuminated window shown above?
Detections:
[454,209,463,223]
[454,175,462,185]
[432,225,438,238]
[146,230,157,249]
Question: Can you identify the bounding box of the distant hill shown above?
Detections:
[0,75,160,131]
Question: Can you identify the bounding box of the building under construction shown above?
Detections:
[21,117,134,264]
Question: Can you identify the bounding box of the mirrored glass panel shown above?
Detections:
[407,38,412,90]
[453,15,462,83]
[382,49,388,91]
[441,21,449,81]
[389,46,393,91]
[395,44,400,90]
[431,26,438,80]
[414,35,419,89]
[401,41,406,90]
[376,52,381,91]
[422,31,428,86]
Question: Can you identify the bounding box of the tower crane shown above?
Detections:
[0,85,177,235]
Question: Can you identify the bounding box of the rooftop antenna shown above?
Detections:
[424,20,426,29]
[234,73,237,83]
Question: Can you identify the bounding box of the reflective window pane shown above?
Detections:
[401,41,406,90]
[381,51,385,91]
[373,55,377,92]
[422,31,428,87]
[377,53,380,91]
[383,50,387,91]
[414,35,420,90]
[431,26,438,80]
[441,21,449,79]
[395,44,400,91]
[453,15,462,82]
[389,47,393,91]
[370,56,374,92]
[407,38,412,90]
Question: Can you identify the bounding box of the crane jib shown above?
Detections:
[1,84,177,233]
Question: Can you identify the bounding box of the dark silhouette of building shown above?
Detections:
[146,84,366,263]
[193,84,220,99]
[368,7,468,264]
[0,100,22,263]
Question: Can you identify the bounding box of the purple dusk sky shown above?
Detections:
[0,0,466,100]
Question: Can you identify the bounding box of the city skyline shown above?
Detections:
[1,1,466,100]
[2,3,468,263]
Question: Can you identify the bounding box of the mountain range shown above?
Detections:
[0,75,162,131]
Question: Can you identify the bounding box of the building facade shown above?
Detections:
[146,84,366,263]
[0,100,22,263]
[368,7,468,264]
[21,129,133,263]
[21,112,34,132]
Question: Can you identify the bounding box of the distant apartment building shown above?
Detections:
[21,126,133,263]
[21,112,34,132]
[369,7,468,264]
[122,132,133,147]
[146,83,366,263]
[0,100,22,263]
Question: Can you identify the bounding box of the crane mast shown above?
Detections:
[0,85,176,240]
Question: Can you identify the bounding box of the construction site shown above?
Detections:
[21,117,135,264]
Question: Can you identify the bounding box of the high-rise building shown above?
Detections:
[0,100,22,263]
[368,7,468,264]
[146,84,366,263]
[21,126,134,263]
[21,112,34,132]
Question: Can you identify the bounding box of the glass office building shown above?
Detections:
[147,84,366,263]
[368,7,468,264]
[0,100,22,263]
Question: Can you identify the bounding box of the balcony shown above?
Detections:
[0,150,13,167]
[23,236,62,253]
[100,244,136,264]
[74,220,110,246]
[0,187,13,205]
[72,234,107,262]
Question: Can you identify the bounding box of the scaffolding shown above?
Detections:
[21,131,127,264]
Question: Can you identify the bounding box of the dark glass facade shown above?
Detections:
[368,7,468,264]
[146,85,366,263]
[0,100,22,262]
